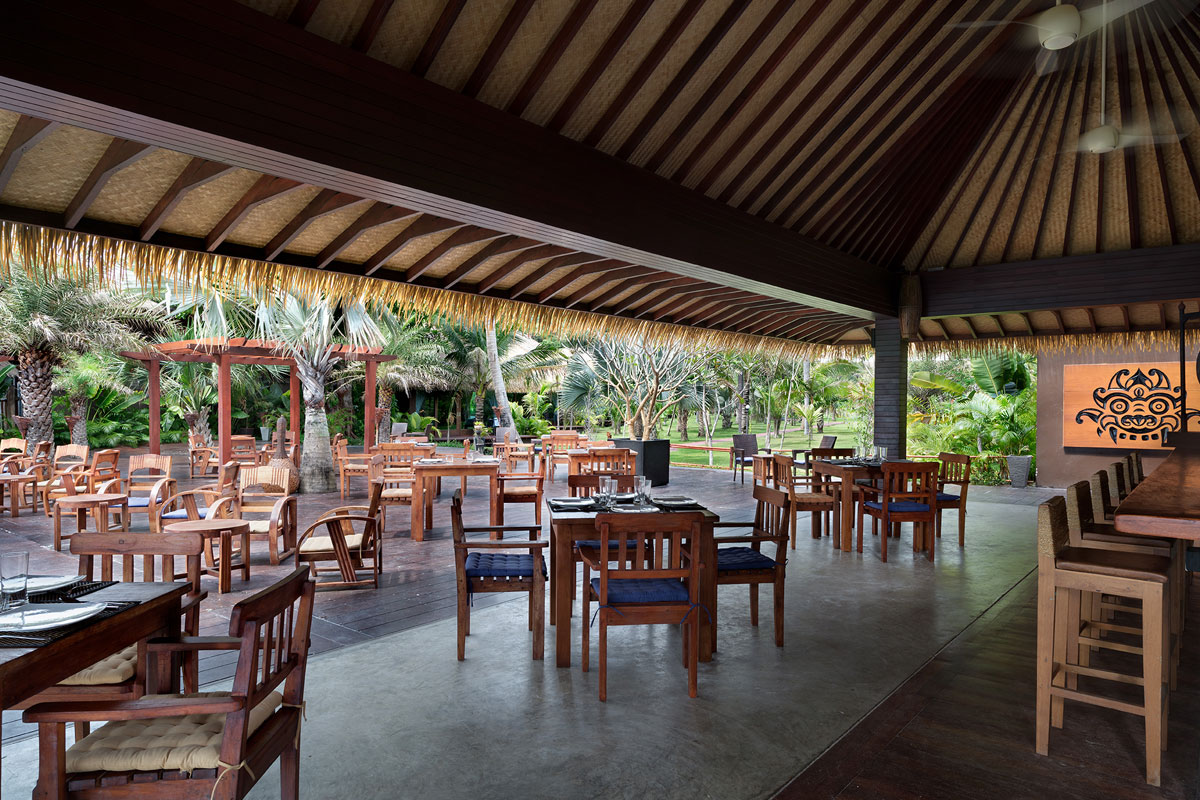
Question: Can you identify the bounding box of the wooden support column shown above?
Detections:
[289,366,301,447]
[364,359,377,452]
[873,316,906,459]
[147,359,161,455]
[217,353,232,464]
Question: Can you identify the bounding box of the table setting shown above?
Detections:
[0,549,130,647]
[546,476,704,513]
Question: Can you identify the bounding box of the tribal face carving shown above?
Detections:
[1075,368,1199,443]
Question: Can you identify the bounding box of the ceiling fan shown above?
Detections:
[951,0,1157,75]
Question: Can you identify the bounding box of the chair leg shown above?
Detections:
[457,587,468,661]
[281,738,300,800]
[598,616,608,702]
[774,574,785,647]
[581,582,590,673]
[1051,587,1069,729]
[1143,583,1165,786]
[958,507,966,547]
[33,722,67,800]
[881,518,888,563]
[535,500,542,526]
[687,611,698,699]
[73,721,90,742]
[749,584,759,627]
[532,578,545,661]
[935,510,942,538]
[1034,567,1055,756]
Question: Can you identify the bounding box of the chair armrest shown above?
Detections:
[25,695,243,723]
[461,525,541,535]
[147,635,242,652]
[576,546,603,569]
[454,540,548,550]
[178,593,207,614]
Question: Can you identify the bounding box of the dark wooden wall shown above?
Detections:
[873,317,907,459]
[1036,343,1178,487]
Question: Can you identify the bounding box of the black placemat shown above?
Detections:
[0,599,136,648]
[28,580,116,604]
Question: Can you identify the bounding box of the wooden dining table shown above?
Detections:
[409,458,500,541]
[547,504,718,669]
[811,459,878,552]
[0,581,188,768]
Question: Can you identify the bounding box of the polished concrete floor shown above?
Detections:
[3,478,1040,799]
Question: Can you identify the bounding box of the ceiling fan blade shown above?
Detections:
[1079,0,1157,38]
[1116,131,1191,148]
[1034,48,1064,77]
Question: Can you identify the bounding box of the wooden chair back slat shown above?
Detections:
[811,447,854,460]
[567,474,636,497]
[880,462,939,503]
[0,437,26,455]
[53,443,89,470]
[587,447,632,476]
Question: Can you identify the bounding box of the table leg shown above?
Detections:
[219,531,232,594]
[489,472,499,528]
[96,503,110,535]
[424,474,434,532]
[411,474,424,542]
[840,478,854,552]
[554,524,572,668]
[699,524,716,662]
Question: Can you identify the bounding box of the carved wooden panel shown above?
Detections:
[1063,363,1200,449]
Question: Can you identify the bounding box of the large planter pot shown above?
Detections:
[259,425,271,442]
[613,437,670,487]
[1007,455,1033,488]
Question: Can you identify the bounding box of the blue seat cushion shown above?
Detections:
[126,496,151,508]
[161,507,208,520]
[590,577,688,604]
[464,552,546,579]
[717,547,777,571]
[863,501,930,513]
[936,492,960,503]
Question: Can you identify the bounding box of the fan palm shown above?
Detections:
[0,271,170,446]
[442,324,563,428]
[255,294,382,492]
[52,353,135,445]
[162,361,218,445]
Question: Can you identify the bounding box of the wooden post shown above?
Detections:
[364,359,377,452]
[217,353,232,464]
[289,365,301,447]
[873,316,907,459]
[147,359,161,455]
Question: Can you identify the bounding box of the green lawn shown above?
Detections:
[596,419,861,469]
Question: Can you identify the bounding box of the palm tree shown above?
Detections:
[255,294,382,492]
[0,271,169,446]
[52,353,134,445]
[162,361,218,444]
[442,324,563,429]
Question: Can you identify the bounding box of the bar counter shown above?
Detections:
[1114,446,1200,541]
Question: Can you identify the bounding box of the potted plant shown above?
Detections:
[258,410,273,443]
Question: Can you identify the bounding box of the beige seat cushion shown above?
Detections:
[791,492,833,505]
[502,485,540,497]
[381,487,412,499]
[246,520,272,534]
[66,691,282,774]
[59,644,137,686]
[300,533,365,554]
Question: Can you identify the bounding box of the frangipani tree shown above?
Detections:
[0,270,169,447]
[255,293,382,493]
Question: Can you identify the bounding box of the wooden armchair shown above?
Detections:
[771,453,835,547]
[297,482,384,590]
[230,435,262,467]
[496,470,545,526]
[731,433,770,484]
[157,487,239,527]
[791,434,837,472]
[188,433,219,478]
[13,531,208,743]
[494,430,537,473]
[334,439,372,499]
[39,443,91,515]
[451,489,545,661]
[713,485,790,647]
[934,452,971,546]
[0,437,26,460]
[543,434,578,482]
[566,473,636,497]
[370,451,413,533]
[1,445,49,513]
[79,448,121,492]
[586,447,633,477]
[581,512,703,701]
[858,461,939,562]
[237,466,299,565]
[123,454,176,533]
[26,568,315,800]
[260,430,299,465]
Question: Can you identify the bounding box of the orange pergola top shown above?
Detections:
[123,338,394,461]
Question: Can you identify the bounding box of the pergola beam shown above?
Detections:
[0,0,888,319]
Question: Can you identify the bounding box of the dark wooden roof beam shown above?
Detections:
[362,213,459,276]
[403,225,504,282]
[0,115,58,195]
[205,175,303,251]
[65,138,152,228]
[462,0,535,98]
[264,188,365,260]
[141,157,237,241]
[501,254,611,300]
[558,264,646,307]
[411,0,467,77]
[440,235,537,289]
[315,202,418,269]
[658,289,752,323]
[351,0,394,52]
[603,277,704,316]
[474,244,569,293]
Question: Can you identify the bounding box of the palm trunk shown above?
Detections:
[295,360,335,493]
[485,321,514,431]
[69,397,89,446]
[677,408,689,441]
[16,350,55,447]
[377,385,394,444]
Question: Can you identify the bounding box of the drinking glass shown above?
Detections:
[596,475,612,509]
[0,551,29,610]
[633,475,648,504]
[878,446,889,461]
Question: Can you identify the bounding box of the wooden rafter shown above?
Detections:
[474,244,569,293]
[205,175,303,251]
[411,0,467,76]
[659,289,752,323]
[633,283,716,318]
[507,0,598,117]
[287,0,321,27]
[362,214,458,276]
[315,203,417,269]
[534,259,626,303]
[462,0,535,97]
[440,235,537,289]
[0,115,57,195]
[403,226,503,282]
[603,277,703,316]
[264,189,365,260]
[560,266,649,308]
[141,158,236,241]
[351,0,394,52]
[504,254,611,300]
[65,139,152,229]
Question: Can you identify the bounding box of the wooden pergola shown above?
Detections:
[121,338,395,463]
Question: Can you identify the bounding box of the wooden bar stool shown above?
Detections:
[1090,469,1118,522]
[1035,496,1171,786]
[52,492,130,551]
